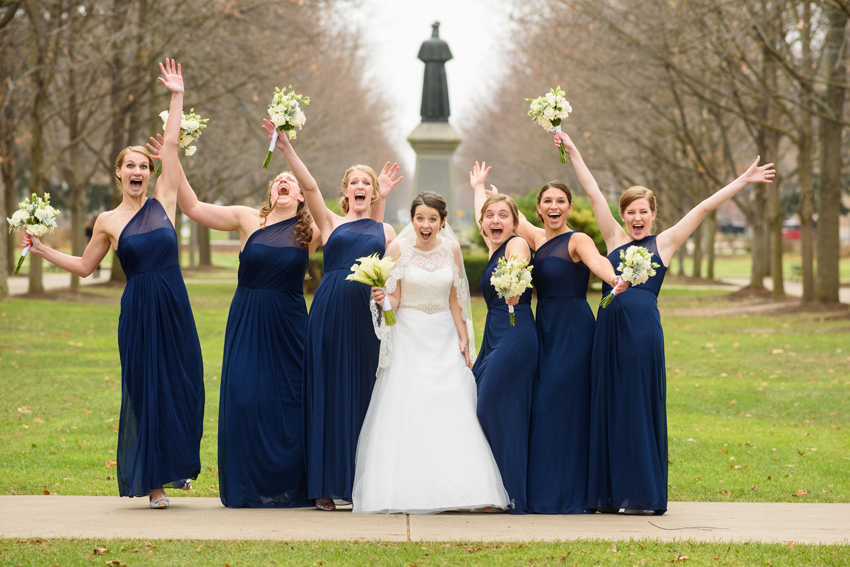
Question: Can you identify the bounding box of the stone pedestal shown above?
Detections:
[407,122,462,219]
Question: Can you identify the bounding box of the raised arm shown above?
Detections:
[370,162,403,223]
[448,241,472,368]
[514,205,546,251]
[23,216,112,278]
[147,134,246,233]
[656,156,774,266]
[571,232,626,294]
[555,131,627,251]
[468,161,491,232]
[154,59,184,222]
[263,119,336,238]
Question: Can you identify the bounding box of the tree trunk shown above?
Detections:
[692,221,702,278]
[816,5,847,304]
[0,169,8,299]
[2,148,14,276]
[197,223,212,266]
[746,205,767,289]
[797,0,815,303]
[108,0,127,285]
[705,209,716,280]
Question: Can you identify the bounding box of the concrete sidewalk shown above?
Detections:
[1,497,847,544]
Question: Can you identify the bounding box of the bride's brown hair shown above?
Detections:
[410,191,448,222]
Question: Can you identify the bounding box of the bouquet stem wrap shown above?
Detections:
[262,130,279,170]
[554,124,569,164]
[14,246,30,275]
[380,288,396,326]
[508,304,515,326]
[599,277,621,308]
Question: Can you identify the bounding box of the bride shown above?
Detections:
[352,191,509,514]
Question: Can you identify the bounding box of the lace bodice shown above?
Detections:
[388,238,458,315]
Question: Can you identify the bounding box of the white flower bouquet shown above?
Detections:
[526,86,572,164]
[490,254,533,326]
[155,108,209,175]
[7,193,60,274]
[599,245,660,308]
[347,253,398,326]
[262,85,310,169]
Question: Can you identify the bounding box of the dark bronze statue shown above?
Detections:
[418,22,453,123]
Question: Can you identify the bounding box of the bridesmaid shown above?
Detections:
[470,191,538,515]
[147,130,321,508]
[265,120,401,511]
[469,163,626,514]
[23,60,204,508]
[552,132,775,515]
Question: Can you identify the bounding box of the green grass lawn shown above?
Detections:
[1,538,846,567]
[2,269,847,503]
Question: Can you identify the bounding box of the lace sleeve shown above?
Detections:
[448,240,476,364]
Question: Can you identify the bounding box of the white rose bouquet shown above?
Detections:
[599,245,660,308]
[262,85,310,169]
[347,253,398,326]
[525,86,572,164]
[7,193,60,274]
[490,254,533,326]
[155,108,209,175]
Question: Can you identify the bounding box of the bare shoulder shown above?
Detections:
[570,231,595,246]
[449,239,462,255]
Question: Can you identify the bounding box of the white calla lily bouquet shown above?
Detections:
[599,245,660,308]
[7,193,60,274]
[526,86,572,164]
[490,254,533,326]
[347,253,398,326]
[262,86,309,169]
[155,108,208,175]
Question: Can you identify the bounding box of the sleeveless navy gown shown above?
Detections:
[303,218,385,501]
[527,232,593,514]
[115,199,204,497]
[218,218,312,507]
[473,236,537,514]
[587,235,669,514]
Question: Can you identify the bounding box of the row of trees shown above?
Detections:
[457,0,849,304]
[0,0,396,298]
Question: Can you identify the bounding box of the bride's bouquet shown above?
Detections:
[155,108,208,175]
[526,86,572,164]
[7,193,59,274]
[347,253,398,326]
[490,255,533,326]
[262,86,309,169]
[599,245,659,308]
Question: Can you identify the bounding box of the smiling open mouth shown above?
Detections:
[633,222,645,235]
[420,228,432,242]
[490,227,503,239]
[130,179,143,190]
[548,212,561,223]
[354,191,367,205]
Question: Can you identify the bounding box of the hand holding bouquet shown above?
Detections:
[526,87,572,164]
[262,86,309,169]
[347,253,398,326]
[155,109,209,175]
[490,254,533,326]
[599,245,660,308]
[7,193,59,274]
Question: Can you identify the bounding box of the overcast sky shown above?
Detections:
[341,0,517,168]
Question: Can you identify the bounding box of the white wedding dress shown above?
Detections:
[352,236,509,514]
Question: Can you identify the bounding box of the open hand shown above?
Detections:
[378,162,402,199]
[262,119,289,151]
[459,339,471,368]
[743,156,775,184]
[146,134,165,161]
[469,161,491,190]
[157,59,184,94]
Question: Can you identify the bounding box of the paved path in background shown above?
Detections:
[0,497,847,544]
[721,278,850,304]
[7,270,113,295]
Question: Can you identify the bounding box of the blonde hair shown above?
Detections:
[339,165,380,214]
[478,194,520,238]
[259,172,314,250]
[113,146,154,191]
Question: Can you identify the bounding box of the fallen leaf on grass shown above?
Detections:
[105,461,117,469]
[144,542,156,548]
[670,556,690,562]
[104,561,125,566]
[795,490,808,496]
[787,541,795,549]
[17,407,32,414]
[93,547,109,555]
[43,490,50,495]
[82,409,92,414]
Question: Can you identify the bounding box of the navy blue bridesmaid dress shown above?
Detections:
[587,235,669,514]
[303,218,385,501]
[115,199,204,497]
[527,232,593,514]
[473,235,538,514]
[218,218,312,508]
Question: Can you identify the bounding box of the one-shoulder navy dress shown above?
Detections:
[587,235,668,514]
[303,218,385,501]
[115,198,204,497]
[473,236,538,514]
[218,218,312,508]
[527,232,593,514]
